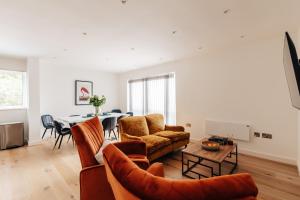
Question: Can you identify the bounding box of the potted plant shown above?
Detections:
[89,95,106,116]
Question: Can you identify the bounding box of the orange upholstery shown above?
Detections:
[114,141,149,169]
[103,144,259,200]
[71,117,150,200]
[146,162,164,177]
[120,114,190,161]
[72,117,105,168]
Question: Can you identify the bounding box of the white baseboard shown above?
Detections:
[190,138,297,166]
[238,148,297,166]
[28,138,42,146]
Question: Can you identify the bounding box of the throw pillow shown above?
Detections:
[95,140,112,164]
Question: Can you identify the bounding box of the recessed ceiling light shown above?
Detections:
[198,47,203,50]
[121,0,127,4]
[131,48,135,51]
[82,32,87,36]
[224,9,231,14]
[240,35,245,39]
[172,30,177,34]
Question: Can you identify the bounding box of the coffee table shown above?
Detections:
[182,139,238,179]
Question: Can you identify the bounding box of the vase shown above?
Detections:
[95,106,100,116]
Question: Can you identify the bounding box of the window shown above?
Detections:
[128,73,176,124]
[0,70,27,109]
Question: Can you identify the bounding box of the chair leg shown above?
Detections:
[54,129,57,138]
[58,135,64,149]
[117,126,120,139]
[67,134,72,143]
[109,130,111,138]
[53,135,61,150]
[51,128,53,137]
[42,128,47,139]
[112,129,117,140]
[72,136,75,147]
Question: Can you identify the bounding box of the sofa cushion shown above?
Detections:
[145,114,165,134]
[154,131,190,142]
[120,116,149,137]
[140,135,171,154]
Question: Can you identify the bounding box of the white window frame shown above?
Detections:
[0,69,27,110]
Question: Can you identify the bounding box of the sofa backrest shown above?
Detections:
[145,114,165,134]
[119,116,149,137]
[103,143,259,200]
[71,117,105,168]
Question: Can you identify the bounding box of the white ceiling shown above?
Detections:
[0,0,300,73]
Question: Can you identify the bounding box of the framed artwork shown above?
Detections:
[75,80,93,105]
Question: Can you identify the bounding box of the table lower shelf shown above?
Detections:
[182,147,238,179]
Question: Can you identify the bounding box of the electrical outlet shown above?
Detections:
[262,133,272,139]
[185,123,191,128]
[254,132,260,137]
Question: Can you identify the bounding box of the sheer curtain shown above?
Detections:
[128,73,176,124]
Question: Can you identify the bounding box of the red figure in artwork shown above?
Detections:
[79,87,90,100]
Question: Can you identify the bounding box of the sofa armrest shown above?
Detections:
[80,165,115,200]
[165,125,185,132]
[121,133,143,142]
[147,162,164,177]
[192,173,258,199]
[114,141,147,156]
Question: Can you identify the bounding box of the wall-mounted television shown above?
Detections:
[283,32,300,109]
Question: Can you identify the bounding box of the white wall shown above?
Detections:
[120,34,298,165]
[40,62,120,121]
[27,58,41,145]
[0,56,29,142]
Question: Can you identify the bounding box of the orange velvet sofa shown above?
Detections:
[71,117,150,200]
[103,143,259,200]
[119,114,190,161]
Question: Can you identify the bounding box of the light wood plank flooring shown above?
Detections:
[0,137,299,200]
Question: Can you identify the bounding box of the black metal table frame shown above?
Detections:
[181,145,238,179]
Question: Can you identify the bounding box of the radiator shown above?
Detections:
[0,122,24,150]
[205,120,251,141]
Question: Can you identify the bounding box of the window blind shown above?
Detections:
[128,73,176,124]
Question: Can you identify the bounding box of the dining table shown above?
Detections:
[58,112,128,126]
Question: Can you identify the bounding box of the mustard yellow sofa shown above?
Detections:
[119,114,190,161]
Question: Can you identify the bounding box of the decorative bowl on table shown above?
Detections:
[201,141,220,151]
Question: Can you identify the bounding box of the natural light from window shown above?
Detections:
[127,73,176,124]
[0,69,27,109]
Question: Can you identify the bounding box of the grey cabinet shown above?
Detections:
[0,122,24,150]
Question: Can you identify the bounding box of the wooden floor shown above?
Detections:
[0,137,300,200]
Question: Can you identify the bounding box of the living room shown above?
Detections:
[0,1,300,200]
